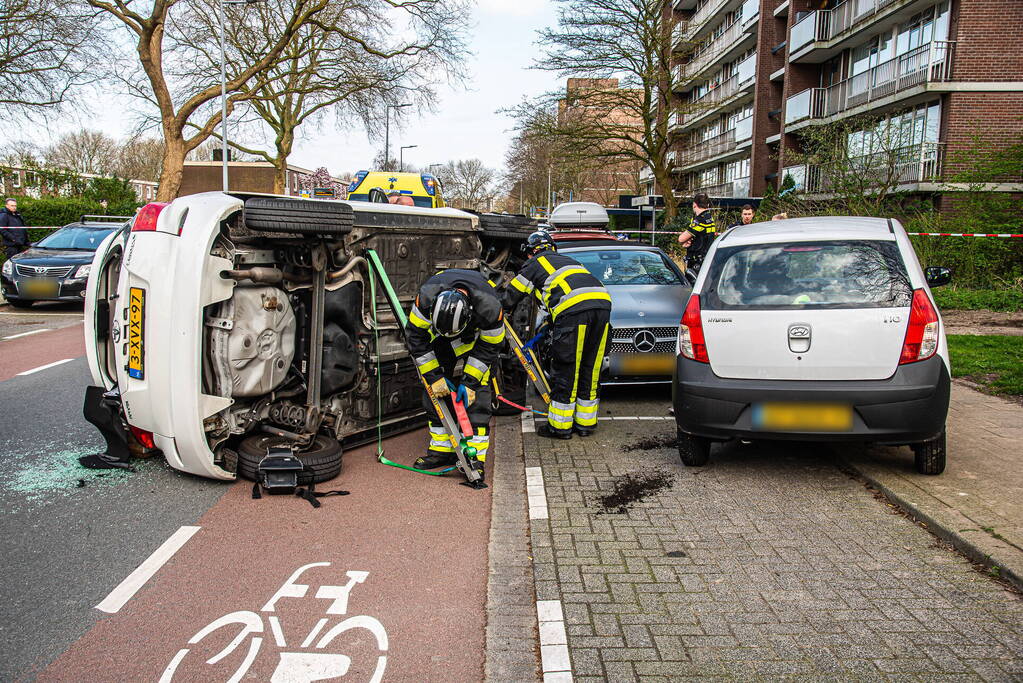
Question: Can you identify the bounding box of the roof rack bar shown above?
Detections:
[80,215,135,222]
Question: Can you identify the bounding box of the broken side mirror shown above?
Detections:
[925,266,951,288]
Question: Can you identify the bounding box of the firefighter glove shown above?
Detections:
[430,377,453,397]
[456,384,476,406]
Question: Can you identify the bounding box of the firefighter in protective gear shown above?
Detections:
[503,230,612,439]
[405,269,505,471]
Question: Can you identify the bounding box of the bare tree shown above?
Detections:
[44,130,119,175]
[111,136,165,182]
[523,0,699,220]
[180,0,468,194]
[440,159,497,211]
[0,0,103,117]
[86,0,333,200]
[787,114,924,215]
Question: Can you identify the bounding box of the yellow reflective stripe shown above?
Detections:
[588,323,609,401]
[418,358,439,374]
[409,309,431,329]
[428,443,455,453]
[548,404,574,417]
[552,291,612,318]
[536,255,556,275]
[464,362,486,382]
[547,267,589,298]
[480,327,505,344]
[511,274,533,293]
[548,414,572,430]
[453,341,475,357]
[570,324,586,403]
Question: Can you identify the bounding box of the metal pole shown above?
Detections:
[384,106,390,170]
[651,203,657,245]
[219,0,229,191]
[546,166,552,216]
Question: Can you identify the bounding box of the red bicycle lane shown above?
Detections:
[39,430,493,683]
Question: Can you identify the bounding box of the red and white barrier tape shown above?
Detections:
[907,232,1023,238]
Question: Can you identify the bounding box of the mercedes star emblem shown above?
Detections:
[633,330,656,352]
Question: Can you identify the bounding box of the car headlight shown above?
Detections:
[1,260,11,276]
[76,264,91,279]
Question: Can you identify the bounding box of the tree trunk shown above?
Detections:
[156,135,187,201]
[272,161,287,195]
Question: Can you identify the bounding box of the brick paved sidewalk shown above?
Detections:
[842,383,1023,591]
[522,402,1023,680]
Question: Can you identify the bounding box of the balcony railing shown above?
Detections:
[678,129,737,167]
[791,0,918,53]
[681,0,731,41]
[785,42,955,124]
[697,181,735,197]
[732,176,751,197]
[734,115,754,143]
[783,142,945,193]
[682,21,744,81]
[735,53,757,86]
[682,74,739,126]
[740,0,759,30]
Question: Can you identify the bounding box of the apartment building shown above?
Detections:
[559,78,645,206]
[647,0,1023,205]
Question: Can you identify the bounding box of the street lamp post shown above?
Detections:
[384,103,411,169]
[399,145,417,173]
[218,0,263,192]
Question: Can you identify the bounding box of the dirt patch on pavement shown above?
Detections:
[596,469,675,514]
[622,433,677,452]
[942,309,1023,336]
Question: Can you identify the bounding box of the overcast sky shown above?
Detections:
[34,0,563,179]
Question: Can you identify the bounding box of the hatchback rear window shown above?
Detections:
[703,240,912,309]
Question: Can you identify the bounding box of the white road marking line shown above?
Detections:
[537,599,572,679]
[526,466,548,520]
[2,328,50,340]
[598,416,672,421]
[95,526,201,614]
[16,358,74,375]
[0,311,84,316]
[521,408,535,433]
[268,615,287,647]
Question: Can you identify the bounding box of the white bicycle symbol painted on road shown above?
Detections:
[160,562,388,683]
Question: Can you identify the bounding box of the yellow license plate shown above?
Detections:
[21,278,58,297]
[127,287,145,379]
[615,353,675,376]
[753,402,853,432]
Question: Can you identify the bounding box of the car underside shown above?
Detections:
[87,193,537,480]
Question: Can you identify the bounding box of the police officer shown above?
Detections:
[677,192,716,273]
[503,231,612,439]
[405,269,505,472]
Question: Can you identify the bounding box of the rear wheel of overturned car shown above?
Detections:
[677,426,710,467]
[237,433,342,484]
[244,197,355,236]
[912,429,946,475]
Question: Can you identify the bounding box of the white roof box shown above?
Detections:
[549,202,609,228]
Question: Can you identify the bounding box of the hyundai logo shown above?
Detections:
[632,330,656,352]
[788,324,811,338]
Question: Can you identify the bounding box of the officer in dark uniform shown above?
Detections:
[405,269,505,471]
[677,192,716,273]
[503,231,612,439]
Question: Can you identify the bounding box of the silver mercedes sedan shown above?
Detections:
[559,240,691,384]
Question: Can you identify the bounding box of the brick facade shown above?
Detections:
[656,0,1023,207]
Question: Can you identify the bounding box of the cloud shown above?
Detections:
[477,0,548,16]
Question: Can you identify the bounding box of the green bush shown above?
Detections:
[1,195,138,264]
[932,288,1023,312]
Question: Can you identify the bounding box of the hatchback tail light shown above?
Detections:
[899,288,939,364]
[128,425,156,449]
[131,202,169,232]
[679,295,709,363]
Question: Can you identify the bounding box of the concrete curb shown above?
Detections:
[841,456,1023,593]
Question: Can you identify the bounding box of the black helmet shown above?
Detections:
[525,230,556,255]
[432,289,471,337]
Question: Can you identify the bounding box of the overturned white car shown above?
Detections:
[83,192,534,481]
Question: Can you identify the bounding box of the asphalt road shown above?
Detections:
[0,305,231,680]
